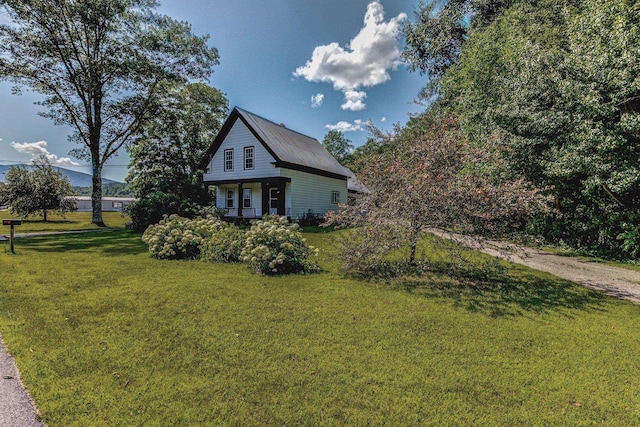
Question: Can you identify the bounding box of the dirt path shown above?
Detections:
[0,336,44,427]
[430,230,640,304]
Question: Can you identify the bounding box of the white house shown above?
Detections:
[203,107,360,219]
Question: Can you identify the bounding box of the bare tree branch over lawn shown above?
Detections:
[325,112,550,274]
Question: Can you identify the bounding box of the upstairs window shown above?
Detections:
[224,149,233,171]
[244,146,254,170]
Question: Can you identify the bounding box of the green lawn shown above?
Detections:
[1,210,129,233]
[1,229,640,425]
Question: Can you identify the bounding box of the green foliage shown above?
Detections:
[240,215,319,275]
[126,191,212,233]
[295,210,325,227]
[2,159,75,221]
[141,214,226,260]
[0,0,219,224]
[200,224,245,263]
[322,129,354,165]
[402,0,515,94]
[441,0,640,258]
[126,82,227,232]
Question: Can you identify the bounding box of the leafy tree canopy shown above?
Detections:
[0,0,219,225]
[322,129,354,165]
[441,0,640,257]
[2,158,76,221]
[125,82,228,232]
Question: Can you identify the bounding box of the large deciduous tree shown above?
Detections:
[441,0,640,257]
[325,112,548,272]
[322,129,354,165]
[0,0,219,226]
[126,82,228,232]
[402,0,515,95]
[3,158,76,221]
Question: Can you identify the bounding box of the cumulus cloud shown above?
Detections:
[294,1,406,110]
[311,93,325,108]
[381,116,387,123]
[341,90,367,111]
[11,140,80,166]
[325,119,371,133]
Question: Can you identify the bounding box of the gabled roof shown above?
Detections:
[205,107,348,180]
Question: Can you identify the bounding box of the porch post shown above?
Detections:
[262,181,270,218]
[237,183,243,217]
[277,181,286,216]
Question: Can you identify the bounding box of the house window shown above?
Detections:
[224,149,233,171]
[331,191,340,204]
[226,189,234,208]
[244,146,254,170]
[112,201,123,209]
[243,188,252,208]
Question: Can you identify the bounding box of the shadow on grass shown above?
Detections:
[358,261,607,317]
[18,230,145,256]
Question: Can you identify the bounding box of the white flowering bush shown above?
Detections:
[200,225,245,263]
[142,214,228,260]
[240,215,319,275]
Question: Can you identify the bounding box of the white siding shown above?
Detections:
[216,183,263,217]
[204,120,279,182]
[283,168,347,218]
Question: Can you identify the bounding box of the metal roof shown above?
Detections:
[231,108,349,180]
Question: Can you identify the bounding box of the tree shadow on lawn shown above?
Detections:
[364,261,607,317]
[19,231,145,256]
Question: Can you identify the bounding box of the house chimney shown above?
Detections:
[279,123,286,128]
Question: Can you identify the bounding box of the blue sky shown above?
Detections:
[0,0,427,181]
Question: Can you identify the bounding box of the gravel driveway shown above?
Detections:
[430,230,640,304]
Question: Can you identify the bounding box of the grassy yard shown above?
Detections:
[1,228,640,425]
[0,210,129,233]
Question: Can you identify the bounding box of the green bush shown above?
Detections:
[240,215,319,274]
[200,224,245,263]
[142,214,227,260]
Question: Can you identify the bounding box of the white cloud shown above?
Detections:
[311,93,325,108]
[11,140,80,167]
[341,90,367,111]
[294,1,406,110]
[325,119,371,133]
[381,116,387,123]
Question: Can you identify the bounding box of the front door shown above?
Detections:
[269,188,279,215]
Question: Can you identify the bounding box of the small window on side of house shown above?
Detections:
[224,149,233,171]
[331,191,340,204]
[226,189,234,208]
[112,201,123,209]
[244,146,254,170]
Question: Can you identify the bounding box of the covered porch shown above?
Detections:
[206,177,291,219]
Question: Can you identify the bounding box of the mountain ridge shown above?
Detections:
[0,164,121,187]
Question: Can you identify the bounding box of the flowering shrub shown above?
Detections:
[240,215,319,274]
[142,214,227,260]
[200,225,245,263]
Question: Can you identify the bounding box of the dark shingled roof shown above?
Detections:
[206,107,349,180]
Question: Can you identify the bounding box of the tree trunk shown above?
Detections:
[91,159,105,227]
[43,209,48,222]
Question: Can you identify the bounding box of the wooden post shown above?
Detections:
[2,219,22,254]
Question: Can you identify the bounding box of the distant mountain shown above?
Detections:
[0,164,120,187]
